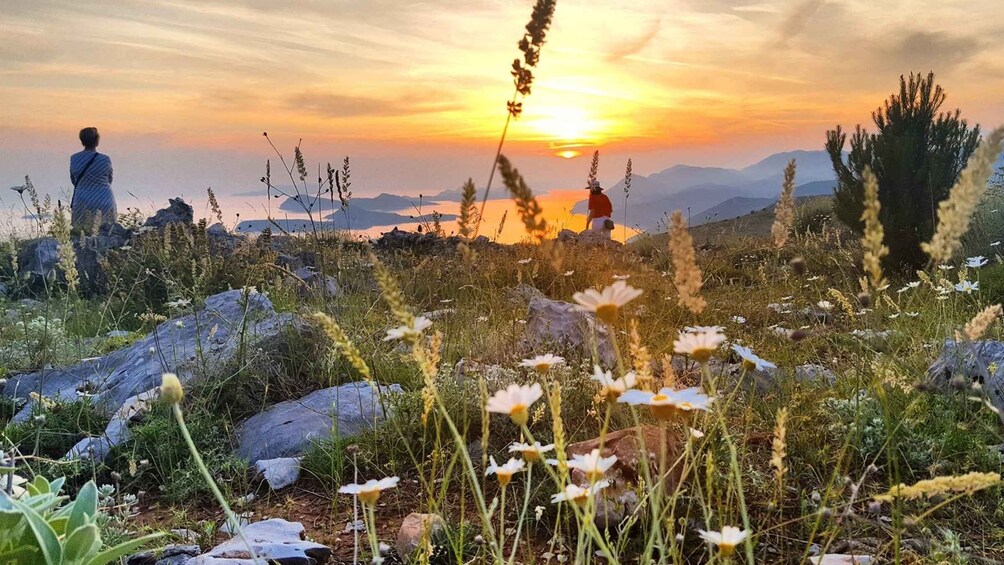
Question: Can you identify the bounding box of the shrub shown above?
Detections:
[826,72,981,268]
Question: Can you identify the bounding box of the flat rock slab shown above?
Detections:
[236,382,402,464]
[3,289,290,422]
[928,338,1004,418]
[186,518,330,564]
[254,457,302,490]
[809,555,873,565]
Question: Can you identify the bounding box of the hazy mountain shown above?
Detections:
[236,208,456,233]
[689,196,774,226]
[429,186,509,202]
[278,192,445,214]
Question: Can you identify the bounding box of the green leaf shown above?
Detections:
[8,497,62,564]
[67,482,98,534]
[27,475,51,497]
[0,544,39,563]
[85,533,164,565]
[49,477,66,495]
[63,524,102,565]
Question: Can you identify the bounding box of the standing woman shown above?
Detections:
[585,179,614,239]
[70,127,117,231]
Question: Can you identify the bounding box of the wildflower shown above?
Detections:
[618,387,713,421]
[572,280,643,324]
[955,281,979,294]
[938,264,955,271]
[673,327,726,363]
[906,312,920,317]
[731,344,777,372]
[509,441,554,463]
[160,373,184,405]
[817,300,833,311]
[731,315,746,324]
[486,456,525,488]
[612,274,630,280]
[807,275,823,281]
[589,366,638,401]
[486,383,544,426]
[993,241,1002,247]
[669,210,707,314]
[519,354,565,374]
[967,256,989,268]
[166,298,191,309]
[551,480,609,506]
[698,526,749,557]
[563,270,574,276]
[689,427,705,439]
[383,316,433,342]
[517,258,533,265]
[535,505,545,520]
[338,476,400,505]
[565,449,617,482]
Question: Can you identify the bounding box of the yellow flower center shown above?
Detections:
[359,489,381,505]
[586,469,607,483]
[649,395,679,422]
[497,471,514,488]
[571,492,590,507]
[691,347,714,363]
[718,542,737,557]
[595,304,618,324]
[509,404,529,426]
[741,359,757,371]
[534,363,551,375]
[523,450,541,464]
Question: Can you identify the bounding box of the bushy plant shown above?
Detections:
[826,72,981,268]
[0,475,161,564]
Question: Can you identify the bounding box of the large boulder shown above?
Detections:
[523,295,615,366]
[186,519,330,564]
[3,289,291,422]
[144,198,194,228]
[396,513,446,562]
[235,381,402,464]
[64,388,158,462]
[928,339,1004,417]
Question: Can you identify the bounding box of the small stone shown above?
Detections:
[809,555,874,565]
[396,513,446,562]
[254,457,302,490]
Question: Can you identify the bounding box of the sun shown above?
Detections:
[528,106,596,142]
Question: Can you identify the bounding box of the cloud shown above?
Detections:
[606,18,662,62]
[882,31,983,75]
[286,91,463,118]
[777,0,825,43]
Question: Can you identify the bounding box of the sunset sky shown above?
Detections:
[2,0,1002,214]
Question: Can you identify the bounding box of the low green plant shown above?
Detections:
[0,475,162,564]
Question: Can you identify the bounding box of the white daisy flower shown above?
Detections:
[955,280,979,294]
[731,316,746,324]
[517,258,533,265]
[383,316,433,342]
[938,264,955,271]
[486,383,544,426]
[550,480,610,506]
[519,354,565,374]
[618,387,714,421]
[731,344,776,372]
[166,298,191,309]
[572,281,643,323]
[967,256,989,268]
[589,366,638,401]
[673,327,726,363]
[338,476,400,505]
[817,300,833,311]
[565,449,618,482]
[563,270,574,276]
[486,456,525,487]
[698,526,749,556]
[509,441,555,464]
[905,311,920,317]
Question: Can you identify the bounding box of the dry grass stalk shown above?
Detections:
[668,210,706,314]
[922,126,1004,263]
[458,178,478,238]
[770,408,788,486]
[964,304,1002,341]
[497,155,548,241]
[311,312,373,383]
[860,167,888,290]
[874,471,1001,502]
[771,159,797,248]
[629,318,654,389]
[50,204,78,293]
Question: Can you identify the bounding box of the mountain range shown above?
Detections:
[574,150,840,231]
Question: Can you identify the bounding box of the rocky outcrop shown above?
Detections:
[143,198,194,228]
[556,229,621,247]
[374,228,498,253]
[523,295,615,366]
[186,519,330,564]
[3,289,291,422]
[64,388,158,462]
[235,381,402,464]
[290,266,340,298]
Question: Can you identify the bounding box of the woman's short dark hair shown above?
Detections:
[79,127,99,148]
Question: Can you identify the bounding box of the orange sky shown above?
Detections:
[2,0,1003,213]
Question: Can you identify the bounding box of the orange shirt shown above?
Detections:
[588,192,613,218]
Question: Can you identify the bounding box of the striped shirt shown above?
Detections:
[70,149,117,228]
